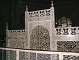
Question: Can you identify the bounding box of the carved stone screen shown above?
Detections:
[57,41,79,52]
[6,50,16,60]
[30,25,50,50]
[30,53,36,60]
[19,52,29,60]
[63,55,79,60]
[37,53,50,60]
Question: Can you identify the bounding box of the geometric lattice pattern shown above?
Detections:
[57,41,79,52]
[19,52,59,60]
[63,55,79,60]
[6,50,16,60]
[19,52,29,60]
[30,53,36,60]
[30,25,50,50]
[37,53,50,60]
[29,9,51,18]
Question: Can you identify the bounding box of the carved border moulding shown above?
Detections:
[56,27,79,35]
[29,11,39,17]
[28,9,51,18]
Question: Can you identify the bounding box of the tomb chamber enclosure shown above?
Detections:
[6,1,79,52]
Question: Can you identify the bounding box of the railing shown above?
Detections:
[28,9,51,17]
[27,9,52,21]
[8,30,25,32]
[0,48,79,60]
[56,27,79,35]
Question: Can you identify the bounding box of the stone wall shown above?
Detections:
[6,30,28,49]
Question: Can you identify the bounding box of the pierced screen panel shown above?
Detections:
[19,52,29,60]
[30,25,50,50]
[63,55,79,60]
[6,50,16,60]
[30,53,36,60]
[57,41,79,52]
[37,53,51,60]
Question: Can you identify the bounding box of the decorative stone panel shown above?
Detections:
[57,41,79,52]
[7,31,28,49]
[56,27,79,41]
[28,9,52,21]
[63,55,79,60]
[30,25,50,50]
[6,50,16,60]
[28,9,51,18]
[19,52,29,60]
[37,53,50,60]
[30,53,36,60]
